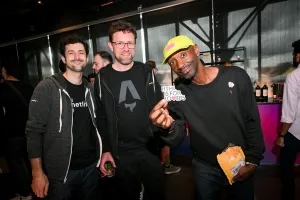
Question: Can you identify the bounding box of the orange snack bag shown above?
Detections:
[217,144,245,185]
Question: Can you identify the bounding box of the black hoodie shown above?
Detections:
[94,62,186,159]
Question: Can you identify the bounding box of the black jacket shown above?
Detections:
[26,73,102,182]
[94,62,183,159]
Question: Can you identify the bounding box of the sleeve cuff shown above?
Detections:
[160,121,175,136]
[245,157,260,166]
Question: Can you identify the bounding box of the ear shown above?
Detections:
[108,42,113,52]
[194,45,200,56]
[104,60,110,66]
[296,53,300,62]
[61,56,66,64]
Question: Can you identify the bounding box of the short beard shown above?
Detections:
[178,63,197,80]
[66,64,85,72]
[116,55,134,65]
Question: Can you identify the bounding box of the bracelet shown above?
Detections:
[245,162,257,166]
[277,132,285,137]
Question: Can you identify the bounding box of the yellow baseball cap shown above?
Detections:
[162,35,195,64]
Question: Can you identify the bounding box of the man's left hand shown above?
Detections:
[232,164,256,182]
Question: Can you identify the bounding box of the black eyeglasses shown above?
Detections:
[111,42,136,49]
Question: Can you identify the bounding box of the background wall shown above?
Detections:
[1,0,299,87]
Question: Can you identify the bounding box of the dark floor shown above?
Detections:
[165,155,300,200]
[1,155,300,200]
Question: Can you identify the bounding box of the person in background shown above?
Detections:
[88,73,96,85]
[94,20,165,200]
[0,60,34,200]
[224,61,232,67]
[92,51,113,73]
[276,39,300,200]
[149,35,265,200]
[145,60,181,175]
[26,35,103,200]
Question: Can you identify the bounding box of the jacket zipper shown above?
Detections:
[62,89,73,183]
[85,88,102,167]
[145,73,155,137]
[102,80,120,160]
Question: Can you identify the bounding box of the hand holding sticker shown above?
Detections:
[161,86,186,102]
[149,99,174,129]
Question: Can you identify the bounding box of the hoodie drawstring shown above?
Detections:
[98,73,102,100]
[89,89,96,118]
[59,89,62,133]
[152,70,156,93]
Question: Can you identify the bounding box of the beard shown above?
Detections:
[66,60,86,72]
[115,54,134,65]
[177,63,197,80]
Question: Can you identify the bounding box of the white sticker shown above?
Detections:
[230,157,245,176]
[161,86,186,102]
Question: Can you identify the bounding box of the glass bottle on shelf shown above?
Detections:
[255,82,261,101]
[262,82,268,102]
[271,83,277,102]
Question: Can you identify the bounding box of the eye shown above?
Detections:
[169,60,175,65]
[181,53,187,58]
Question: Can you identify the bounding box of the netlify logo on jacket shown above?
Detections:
[72,101,88,108]
[161,86,186,101]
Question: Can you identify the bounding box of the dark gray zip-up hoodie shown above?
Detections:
[26,73,102,182]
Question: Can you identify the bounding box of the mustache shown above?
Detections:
[178,63,191,73]
[70,59,84,62]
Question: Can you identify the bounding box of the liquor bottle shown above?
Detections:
[271,83,277,102]
[262,82,268,102]
[255,83,261,101]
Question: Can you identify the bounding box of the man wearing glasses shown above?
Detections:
[94,20,165,200]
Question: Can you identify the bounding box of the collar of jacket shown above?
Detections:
[99,61,153,81]
[49,72,92,90]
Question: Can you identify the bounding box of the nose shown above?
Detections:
[123,43,130,51]
[177,59,185,71]
[92,64,96,70]
[74,52,80,60]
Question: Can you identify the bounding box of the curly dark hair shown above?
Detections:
[59,34,89,57]
[108,20,137,42]
[292,39,300,54]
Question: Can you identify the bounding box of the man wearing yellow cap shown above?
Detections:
[149,35,265,200]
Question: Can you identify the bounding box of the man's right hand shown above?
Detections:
[100,152,116,176]
[276,137,285,147]
[31,172,49,198]
[149,99,174,129]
